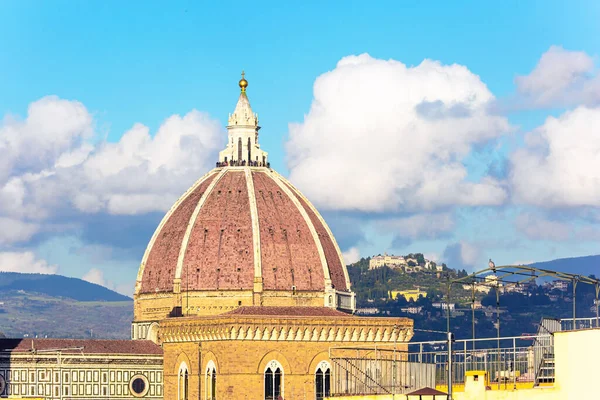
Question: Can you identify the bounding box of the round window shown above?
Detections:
[129,374,149,397]
[0,375,5,395]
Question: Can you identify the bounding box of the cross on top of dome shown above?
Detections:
[239,70,248,92]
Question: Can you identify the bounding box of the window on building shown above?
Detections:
[247,137,252,162]
[205,361,217,400]
[238,137,242,161]
[264,360,283,400]
[0,375,6,395]
[315,361,331,400]
[129,374,149,397]
[178,363,189,400]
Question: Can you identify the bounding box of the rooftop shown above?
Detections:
[223,306,354,317]
[0,338,162,355]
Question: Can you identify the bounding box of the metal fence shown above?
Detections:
[560,317,600,331]
[329,347,435,396]
[329,334,554,396]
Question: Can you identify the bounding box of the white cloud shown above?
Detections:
[0,96,93,182]
[514,213,571,241]
[82,268,106,286]
[510,106,600,208]
[286,53,510,213]
[0,96,224,230]
[424,253,439,262]
[81,267,134,296]
[0,251,58,274]
[0,217,39,245]
[379,213,455,240]
[442,241,480,270]
[515,46,600,108]
[342,247,361,264]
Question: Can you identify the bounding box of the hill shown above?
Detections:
[347,254,600,342]
[530,254,600,278]
[0,272,132,339]
[0,272,131,301]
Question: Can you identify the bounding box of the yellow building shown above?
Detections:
[390,288,428,302]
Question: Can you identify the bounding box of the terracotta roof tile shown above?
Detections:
[0,339,162,355]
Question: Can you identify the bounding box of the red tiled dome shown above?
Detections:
[133,75,355,325]
[136,166,351,298]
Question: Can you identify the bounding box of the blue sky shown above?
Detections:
[1,1,600,294]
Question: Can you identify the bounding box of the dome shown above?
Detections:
[133,74,355,327]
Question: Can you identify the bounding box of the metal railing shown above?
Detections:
[560,317,600,331]
[329,334,553,396]
[330,348,435,396]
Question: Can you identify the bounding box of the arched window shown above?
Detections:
[238,137,242,161]
[178,362,189,400]
[205,360,217,400]
[247,137,252,162]
[264,360,283,400]
[315,361,331,400]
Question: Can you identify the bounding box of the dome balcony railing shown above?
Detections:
[216,160,270,168]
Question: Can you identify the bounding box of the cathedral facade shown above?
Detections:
[0,74,413,400]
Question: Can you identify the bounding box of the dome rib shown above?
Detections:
[175,168,228,287]
[276,171,351,291]
[181,170,255,291]
[136,170,218,295]
[270,171,331,289]
[244,168,263,285]
[252,171,325,291]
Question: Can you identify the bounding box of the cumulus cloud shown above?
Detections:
[0,251,58,274]
[0,96,224,231]
[514,212,600,242]
[82,267,106,286]
[286,53,510,213]
[442,241,480,270]
[342,247,361,264]
[380,213,455,241]
[510,106,600,208]
[82,267,134,296]
[0,96,93,182]
[515,46,600,108]
[514,213,571,241]
[0,217,39,245]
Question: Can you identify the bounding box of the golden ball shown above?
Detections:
[239,78,248,89]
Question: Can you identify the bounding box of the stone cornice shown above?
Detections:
[159,315,413,344]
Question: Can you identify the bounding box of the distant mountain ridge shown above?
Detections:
[530,254,600,278]
[0,272,131,302]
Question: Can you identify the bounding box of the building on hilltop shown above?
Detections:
[369,253,407,270]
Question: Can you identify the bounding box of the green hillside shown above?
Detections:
[348,255,599,342]
[0,272,133,339]
[0,290,132,339]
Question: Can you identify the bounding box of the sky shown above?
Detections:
[1,1,600,295]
